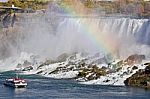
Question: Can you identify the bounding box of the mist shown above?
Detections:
[1,3,150,61]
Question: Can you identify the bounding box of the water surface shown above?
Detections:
[0,71,150,99]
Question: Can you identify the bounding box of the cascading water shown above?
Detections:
[19,17,150,59]
[1,10,150,71]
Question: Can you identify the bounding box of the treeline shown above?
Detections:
[82,0,150,16]
[0,0,150,17]
[0,0,50,10]
[49,0,150,16]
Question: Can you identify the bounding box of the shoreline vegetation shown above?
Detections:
[0,0,150,17]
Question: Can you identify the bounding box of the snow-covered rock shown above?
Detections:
[0,52,148,86]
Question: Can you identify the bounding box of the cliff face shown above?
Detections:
[0,13,24,59]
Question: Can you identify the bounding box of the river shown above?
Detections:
[0,71,150,99]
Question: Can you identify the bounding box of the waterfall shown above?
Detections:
[49,18,150,59]
[0,16,150,60]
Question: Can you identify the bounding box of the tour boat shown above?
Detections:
[4,77,27,88]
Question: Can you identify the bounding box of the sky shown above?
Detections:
[0,0,8,2]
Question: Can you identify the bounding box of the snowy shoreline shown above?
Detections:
[0,52,148,86]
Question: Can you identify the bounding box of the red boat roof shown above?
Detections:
[6,78,26,82]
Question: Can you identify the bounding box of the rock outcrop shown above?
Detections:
[124,54,145,65]
[124,63,150,89]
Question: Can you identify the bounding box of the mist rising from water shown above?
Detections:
[1,3,150,61]
[18,12,150,60]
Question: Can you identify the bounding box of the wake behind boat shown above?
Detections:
[4,76,27,88]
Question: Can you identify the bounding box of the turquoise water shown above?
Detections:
[0,71,150,99]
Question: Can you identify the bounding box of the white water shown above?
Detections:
[1,16,150,71]
[55,18,150,59]
[20,17,150,59]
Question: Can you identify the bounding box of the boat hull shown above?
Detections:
[4,82,27,88]
[4,78,27,88]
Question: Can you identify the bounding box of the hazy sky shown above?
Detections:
[0,0,8,2]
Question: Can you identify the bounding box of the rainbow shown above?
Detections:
[56,0,118,57]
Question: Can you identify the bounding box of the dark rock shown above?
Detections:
[76,65,107,81]
[124,68,150,89]
[116,67,122,72]
[87,74,95,80]
[22,66,33,71]
[132,66,138,70]
[49,69,59,74]
[125,54,145,65]
[145,66,150,74]
[103,79,110,82]
[37,71,43,74]
[116,60,124,67]
[101,66,107,70]
[144,63,150,66]
[78,71,87,77]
